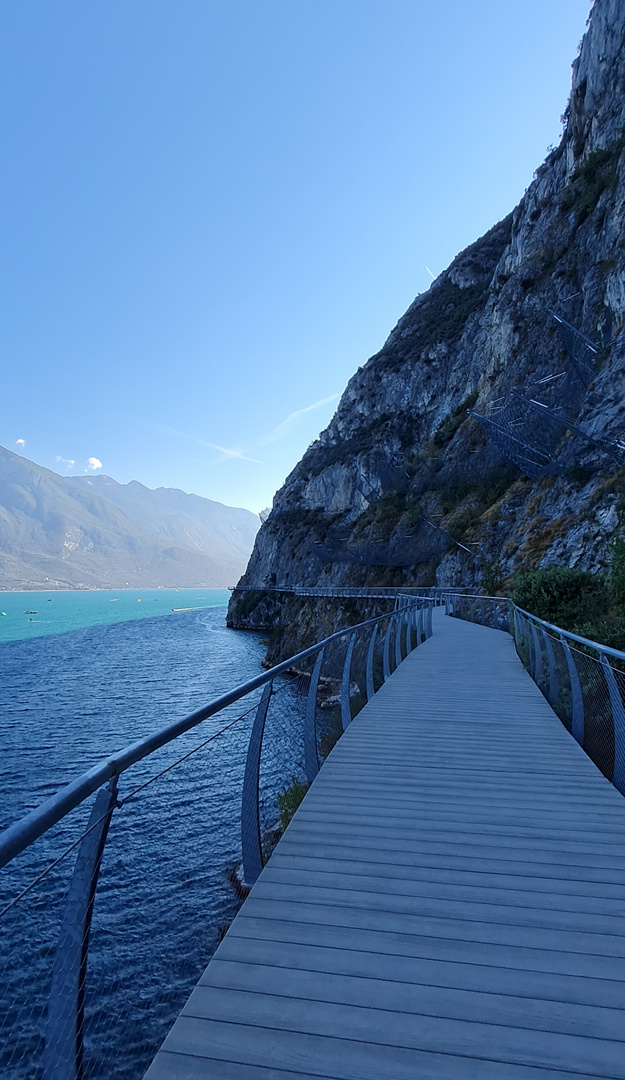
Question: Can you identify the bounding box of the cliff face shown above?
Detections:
[231,0,625,632]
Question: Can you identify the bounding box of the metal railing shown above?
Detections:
[0,593,434,1080]
[445,592,625,797]
[232,584,472,601]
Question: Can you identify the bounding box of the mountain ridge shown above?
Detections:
[0,445,258,590]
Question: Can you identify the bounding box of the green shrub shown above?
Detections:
[567,464,593,485]
[276,776,310,830]
[560,136,624,226]
[511,566,609,630]
[376,279,494,374]
[573,616,625,653]
[432,392,479,448]
[610,533,625,608]
[260,627,284,648]
[482,559,503,595]
[447,509,480,540]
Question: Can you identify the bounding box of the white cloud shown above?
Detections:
[86,457,103,472]
[258,393,340,446]
[15,438,25,447]
[56,456,75,470]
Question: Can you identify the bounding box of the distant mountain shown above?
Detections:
[0,445,259,589]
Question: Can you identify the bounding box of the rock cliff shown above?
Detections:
[230,0,625,639]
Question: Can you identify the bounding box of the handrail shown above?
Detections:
[514,604,625,662]
[233,584,473,596]
[0,589,438,1080]
[0,598,423,870]
[443,590,625,800]
[445,591,625,663]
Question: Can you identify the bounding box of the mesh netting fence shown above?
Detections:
[448,593,625,797]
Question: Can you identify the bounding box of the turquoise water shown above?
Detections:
[0,588,230,643]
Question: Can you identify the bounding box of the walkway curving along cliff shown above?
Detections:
[145,607,625,1080]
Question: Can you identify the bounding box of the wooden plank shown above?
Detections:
[291,806,625,837]
[175,987,625,1076]
[145,1018,592,1080]
[246,880,625,936]
[268,850,625,896]
[258,866,625,916]
[213,935,625,1008]
[239,896,625,957]
[287,816,625,859]
[229,913,625,982]
[199,959,625,1040]
[146,609,625,1078]
[144,1051,327,1080]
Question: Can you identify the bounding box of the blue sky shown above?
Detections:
[1,0,592,512]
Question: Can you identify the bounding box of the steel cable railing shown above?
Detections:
[0,593,434,1080]
[445,592,625,797]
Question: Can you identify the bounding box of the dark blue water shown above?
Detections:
[0,606,309,1079]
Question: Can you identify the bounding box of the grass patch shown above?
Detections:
[381,281,490,373]
[560,135,625,227]
[276,776,310,831]
[432,392,479,448]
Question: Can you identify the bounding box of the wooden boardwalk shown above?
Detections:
[145,609,625,1079]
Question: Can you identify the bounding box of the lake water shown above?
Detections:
[0,593,310,1079]
[0,587,231,644]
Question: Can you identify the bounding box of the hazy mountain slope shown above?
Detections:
[0,446,258,589]
[230,0,625,635]
[70,475,258,574]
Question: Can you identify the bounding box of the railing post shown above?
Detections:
[304,648,324,782]
[383,618,392,681]
[365,623,378,701]
[394,612,403,669]
[560,635,584,745]
[43,778,118,1080]
[407,607,414,653]
[426,604,433,638]
[529,619,544,687]
[541,627,559,707]
[341,633,356,731]
[600,654,625,795]
[241,681,272,885]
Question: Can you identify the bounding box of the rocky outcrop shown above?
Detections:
[230,0,625,637]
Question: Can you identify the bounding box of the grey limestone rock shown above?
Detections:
[230,0,625,635]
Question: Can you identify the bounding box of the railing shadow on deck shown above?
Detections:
[444,592,625,798]
[0,593,435,1080]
